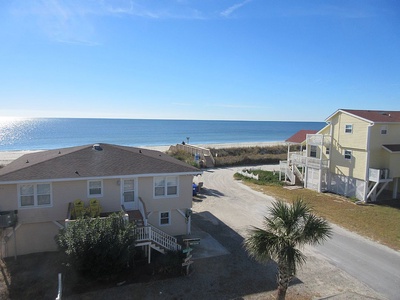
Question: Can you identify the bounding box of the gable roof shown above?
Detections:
[327,109,400,123]
[286,130,318,144]
[0,143,200,183]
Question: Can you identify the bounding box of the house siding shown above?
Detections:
[329,112,369,180]
[0,174,194,257]
[369,123,400,173]
[147,209,188,236]
[334,113,369,150]
[3,222,60,257]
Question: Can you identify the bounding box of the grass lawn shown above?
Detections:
[237,174,400,251]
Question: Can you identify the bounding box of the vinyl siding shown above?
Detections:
[4,222,60,257]
[0,173,194,257]
[334,113,369,150]
[329,112,369,179]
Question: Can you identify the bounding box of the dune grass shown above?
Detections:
[237,172,400,251]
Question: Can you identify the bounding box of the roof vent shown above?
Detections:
[92,144,103,151]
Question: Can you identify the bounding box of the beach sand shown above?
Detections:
[0,141,285,165]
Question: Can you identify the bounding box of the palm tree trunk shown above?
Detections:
[276,264,292,300]
[277,285,287,300]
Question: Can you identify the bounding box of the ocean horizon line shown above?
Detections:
[0,118,324,152]
[2,116,323,123]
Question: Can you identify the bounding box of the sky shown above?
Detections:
[0,0,399,122]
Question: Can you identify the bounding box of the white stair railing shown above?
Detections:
[293,165,304,182]
[135,224,181,252]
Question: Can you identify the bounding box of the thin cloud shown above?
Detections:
[8,0,208,44]
[220,0,252,17]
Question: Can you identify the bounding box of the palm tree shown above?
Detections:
[244,198,332,300]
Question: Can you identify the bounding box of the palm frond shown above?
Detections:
[244,198,332,278]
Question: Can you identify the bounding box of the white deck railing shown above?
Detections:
[136,224,181,251]
[290,154,329,169]
[306,134,331,146]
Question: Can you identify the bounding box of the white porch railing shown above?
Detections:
[306,134,331,146]
[290,154,329,169]
[135,224,181,252]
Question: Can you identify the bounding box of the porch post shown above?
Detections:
[187,215,191,235]
[148,245,151,264]
[393,178,399,199]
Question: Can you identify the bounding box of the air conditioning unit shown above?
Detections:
[0,210,18,228]
[380,169,389,179]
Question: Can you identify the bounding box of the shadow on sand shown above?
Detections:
[175,211,303,299]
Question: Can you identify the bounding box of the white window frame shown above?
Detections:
[159,211,171,226]
[344,149,352,160]
[345,124,353,134]
[310,145,317,158]
[154,176,178,198]
[380,125,388,135]
[88,180,103,197]
[18,183,52,208]
[325,147,330,155]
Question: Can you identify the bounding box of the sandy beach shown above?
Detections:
[0,141,285,166]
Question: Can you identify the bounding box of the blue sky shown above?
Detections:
[0,0,399,121]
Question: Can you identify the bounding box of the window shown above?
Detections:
[123,179,134,203]
[88,180,102,197]
[326,147,330,155]
[310,146,317,158]
[381,125,388,135]
[344,149,352,160]
[345,124,353,134]
[154,176,178,197]
[19,183,51,208]
[159,211,170,226]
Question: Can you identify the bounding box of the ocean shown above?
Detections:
[0,118,325,151]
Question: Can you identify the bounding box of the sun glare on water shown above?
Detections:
[0,117,38,146]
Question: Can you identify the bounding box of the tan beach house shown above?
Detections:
[281,109,400,202]
[0,143,201,258]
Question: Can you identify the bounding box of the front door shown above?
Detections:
[122,179,136,210]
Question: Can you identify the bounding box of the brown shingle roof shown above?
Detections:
[286,130,318,144]
[0,144,200,182]
[339,109,400,123]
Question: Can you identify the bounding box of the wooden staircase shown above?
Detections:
[129,210,181,254]
[135,224,182,253]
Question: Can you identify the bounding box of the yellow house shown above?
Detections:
[0,143,201,258]
[282,109,400,202]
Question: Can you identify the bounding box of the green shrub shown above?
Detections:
[56,212,136,278]
[235,169,283,186]
[211,146,287,167]
[167,150,198,167]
